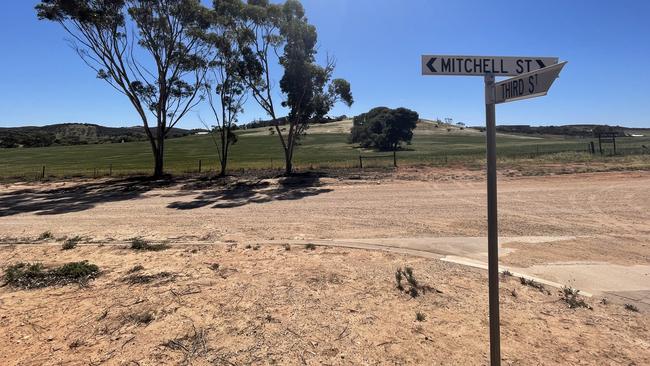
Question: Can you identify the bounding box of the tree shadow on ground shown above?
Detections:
[167,172,332,210]
[0,177,174,217]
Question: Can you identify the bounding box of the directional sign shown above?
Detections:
[421,53,567,366]
[491,61,566,104]
[421,55,558,76]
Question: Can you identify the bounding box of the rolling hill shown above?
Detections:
[0,123,196,148]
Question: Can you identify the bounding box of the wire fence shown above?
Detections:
[2,144,648,182]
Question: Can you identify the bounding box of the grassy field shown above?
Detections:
[1,122,649,180]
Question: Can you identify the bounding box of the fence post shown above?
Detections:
[198,159,202,173]
[41,165,45,180]
[109,164,113,176]
[359,154,363,169]
[393,150,397,167]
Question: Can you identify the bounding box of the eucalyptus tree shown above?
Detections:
[200,0,258,177]
[36,0,210,177]
[240,0,353,174]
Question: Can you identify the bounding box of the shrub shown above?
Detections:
[62,236,82,250]
[130,238,169,251]
[305,243,316,250]
[394,267,440,298]
[561,286,592,309]
[283,244,291,251]
[501,269,512,277]
[520,277,549,294]
[624,303,639,312]
[416,312,426,322]
[3,261,99,289]
[38,231,54,240]
[55,261,99,279]
[395,269,403,290]
[3,263,45,288]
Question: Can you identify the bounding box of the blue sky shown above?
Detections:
[1,0,649,128]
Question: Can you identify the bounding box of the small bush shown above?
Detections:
[62,236,82,250]
[395,267,440,298]
[416,312,426,322]
[245,244,252,249]
[561,286,592,309]
[3,261,99,289]
[520,277,549,294]
[130,238,169,252]
[208,263,220,271]
[404,267,418,288]
[305,243,316,250]
[55,261,99,279]
[395,269,403,290]
[624,303,639,312]
[38,231,54,240]
[283,244,291,251]
[501,269,512,277]
[3,263,45,288]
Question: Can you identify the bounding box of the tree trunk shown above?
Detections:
[284,147,293,175]
[219,146,227,177]
[153,135,165,178]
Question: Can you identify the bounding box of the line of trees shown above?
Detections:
[36,0,352,177]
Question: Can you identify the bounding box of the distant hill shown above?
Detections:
[0,123,196,148]
[483,124,650,137]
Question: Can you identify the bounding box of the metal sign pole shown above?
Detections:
[484,73,501,366]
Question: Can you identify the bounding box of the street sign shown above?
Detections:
[491,62,567,104]
[421,55,558,76]
[421,53,566,366]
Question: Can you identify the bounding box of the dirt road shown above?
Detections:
[1,169,649,243]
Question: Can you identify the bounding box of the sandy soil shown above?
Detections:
[1,169,649,247]
[1,244,648,366]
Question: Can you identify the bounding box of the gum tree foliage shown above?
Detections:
[200,0,258,177]
[351,107,419,151]
[36,0,210,177]
[239,0,353,174]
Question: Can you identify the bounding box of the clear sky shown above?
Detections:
[1,0,649,128]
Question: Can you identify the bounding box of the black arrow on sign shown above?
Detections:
[536,59,546,69]
[426,57,437,72]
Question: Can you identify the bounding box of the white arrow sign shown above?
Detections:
[490,61,567,104]
[421,55,559,76]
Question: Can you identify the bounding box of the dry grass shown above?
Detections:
[0,245,648,365]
